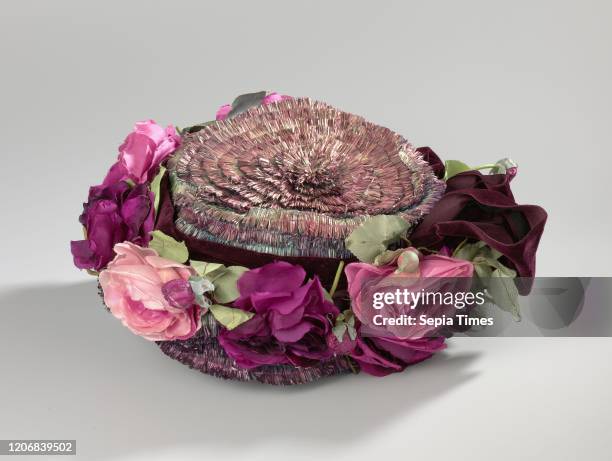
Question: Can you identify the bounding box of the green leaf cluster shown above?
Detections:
[332,310,357,343]
[208,304,254,331]
[150,166,166,213]
[453,241,521,320]
[190,260,249,304]
[443,160,472,180]
[149,230,189,263]
[345,215,409,263]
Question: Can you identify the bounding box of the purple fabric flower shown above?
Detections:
[217,261,340,369]
[70,181,154,271]
[350,335,446,377]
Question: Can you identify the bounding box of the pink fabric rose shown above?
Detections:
[99,242,202,341]
[345,249,474,340]
[103,120,181,186]
[215,92,292,120]
[344,248,470,376]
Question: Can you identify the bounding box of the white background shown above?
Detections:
[0,1,611,460]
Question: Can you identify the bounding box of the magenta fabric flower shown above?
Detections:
[262,92,292,105]
[346,250,474,340]
[70,181,154,271]
[215,92,292,120]
[99,242,202,341]
[350,336,447,377]
[215,104,232,121]
[103,120,180,186]
[217,261,339,369]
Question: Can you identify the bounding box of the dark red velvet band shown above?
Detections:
[154,172,355,290]
[155,146,547,296]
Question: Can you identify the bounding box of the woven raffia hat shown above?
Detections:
[71,91,546,385]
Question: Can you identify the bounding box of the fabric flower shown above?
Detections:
[215,104,232,121]
[103,120,180,186]
[343,248,473,376]
[413,148,547,292]
[215,92,292,120]
[262,92,292,105]
[217,261,339,369]
[70,181,154,271]
[350,336,446,377]
[346,249,473,341]
[99,242,202,341]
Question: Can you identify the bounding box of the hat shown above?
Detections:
[71,91,547,385]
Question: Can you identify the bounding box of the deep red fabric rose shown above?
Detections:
[412,148,547,292]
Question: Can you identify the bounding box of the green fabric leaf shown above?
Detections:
[444,160,472,180]
[453,241,486,260]
[209,304,254,330]
[190,260,226,280]
[453,241,504,264]
[345,215,409,263]
[228,91,266,118]
[488,268,521,320]
[473,262,493,279]
[333,310,356,342]
[347,314,355,328]
[453,240,521,320]
[473,255,516,276]
[190,260,249,303]
[332,323,348,343]
[150,166,166,213]
[182,120,216,134]
[213,266,249,304]
[149,230,189,263]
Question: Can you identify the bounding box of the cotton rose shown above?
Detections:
[70,181,154,271]
[103,120,180,186]
[217,261,339,369]
[346,249,474,341]
[99,242,202,341]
